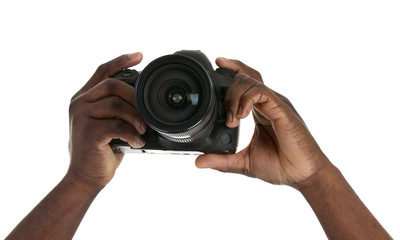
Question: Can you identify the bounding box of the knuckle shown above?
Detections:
[69,99,77,115]
[253,82,266,91]
[107,96,123,110]
[240,93,252,105]
[68,98,81,117]
[70,91,80,103]
[252,69,263,81]
[231,59,251,70]
[273,91,292,105]
[232,60,263,82]
[103,78,119,91]
[241,84,268,105]
[110,119,126,134]
[234,73,248,81]
[96,62,110,75]
[70,94,79,103]
[280,95,291,104]
[281,94,291,104]
[240,75,256,85]
[232,59,245,67]
[235,73,258,86]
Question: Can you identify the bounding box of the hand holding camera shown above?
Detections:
[196,57,330,188]
[68,52,146,188]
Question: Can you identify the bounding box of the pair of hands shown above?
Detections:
[8,52,390,240]
[68,52,329,190]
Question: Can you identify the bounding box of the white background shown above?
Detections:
[1,0,399,239]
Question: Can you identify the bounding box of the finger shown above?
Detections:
[70,78,144,132]
[93,52,143,83]
[94,118,145,149]
[87,96,146,135]
[76,52,143,98]
[238,83,294,126]
[83,78,136,107]
[224,74,259,127]
[216,57,263,82]
[195,150,252,176]
[237,83,269,119]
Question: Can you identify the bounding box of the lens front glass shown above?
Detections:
[160,79,194,111]
[144,64,204,125]
[169,90,184,106]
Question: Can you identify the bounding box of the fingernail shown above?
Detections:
[140,121,147,134]
[236,105,243,117]
[136,137,145,148]
[227,110,233,124]
[128,52,140,59]
[195,159,207,169]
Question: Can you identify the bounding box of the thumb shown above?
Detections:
[216,57,263,82]
[77,52,143,98]
[195,151,251,176]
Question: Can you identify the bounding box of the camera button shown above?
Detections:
[122,72,133,77]
[220,133,232,145]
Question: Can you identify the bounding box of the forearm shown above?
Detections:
[298,163,391,240]
[6,174,101,240]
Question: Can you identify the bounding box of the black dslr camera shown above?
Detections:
[110,50,239,154]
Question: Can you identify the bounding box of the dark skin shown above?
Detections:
[6,53,392,240]
[6,52,145,240]
[196,58,392,239]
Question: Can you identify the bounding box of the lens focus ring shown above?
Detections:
[157,103,217,143]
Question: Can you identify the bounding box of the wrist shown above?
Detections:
[63,171,104,196]
[292,159,340,194]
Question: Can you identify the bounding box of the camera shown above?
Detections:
[110,50,239,154]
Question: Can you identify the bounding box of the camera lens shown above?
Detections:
[170,91,183,105]
[159,79,190,112]
[135,54,216,143]
[168,90,183,106]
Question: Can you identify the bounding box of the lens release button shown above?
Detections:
[220,133,232,145]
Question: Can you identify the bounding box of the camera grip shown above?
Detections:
[112,69,140,87]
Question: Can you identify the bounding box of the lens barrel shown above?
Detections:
[135,55,216,143]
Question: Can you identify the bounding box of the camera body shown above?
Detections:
[110,50,239,154]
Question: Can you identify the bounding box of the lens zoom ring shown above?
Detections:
[158,106,217,143]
